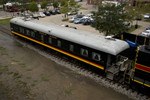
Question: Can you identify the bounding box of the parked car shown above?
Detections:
[141,30,150,37]
[123,21,130,26]
[32,13,39,19]
[69,16,77,23]
[74,18,86,24]
[83,14,93,19]
[38,12,46,18]
[43,11,50,16]
[82,18,94,25]
[55,9,61,14]
[49,10,56,15]
[67,11,77,15]
[146,26,150,30]
[143,13,150,19]
[75,14,85,18]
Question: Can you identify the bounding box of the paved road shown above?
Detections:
[131,21,150,35]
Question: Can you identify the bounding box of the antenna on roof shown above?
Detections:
[105,36,116,41]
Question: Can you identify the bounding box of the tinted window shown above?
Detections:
[41,35,44,42]
[19,27,24,34]
[70,44,74,52]
[26,30,30,36]
[49,37,52,44]
[92,52,101,61]
[31,31,35,37]
[57,40,61,47]
[81,48,88,57]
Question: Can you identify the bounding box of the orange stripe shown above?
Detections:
[12,31,104,70]
[135,63,150,73]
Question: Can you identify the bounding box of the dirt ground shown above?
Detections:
[0,24,134,100]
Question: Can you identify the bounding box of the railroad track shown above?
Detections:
[0,24,150,100]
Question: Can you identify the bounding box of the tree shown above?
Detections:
[28,2,39,12]
[53,1,59,9]
[41,1,47,10]
[69,0,77,7]
[92,4,130,36]
[60,0,68,7]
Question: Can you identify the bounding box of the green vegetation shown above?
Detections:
[41,1,48,10]
[29,2,39,12]
[41,76,49,81]
[65,89,72,94]
[31,83,35,86]
[53,1,59,8]
[26,68,32,71]
[26,76,32,79]
[19,63,26,67]
[62,18,69,21]
[92,4,131,36]
[0,46,6,51]
[40,74,49,81]
[12,59,20,62]
[13,72,23,79]
[33,80,38,82]
[0,65,8,71]
[0,18,11,24]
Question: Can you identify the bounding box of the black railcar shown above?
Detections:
[10,17,129,80]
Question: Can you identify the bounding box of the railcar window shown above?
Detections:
[57,40,61,47]
[49,37,52,44]
[92,52,101,61]
[26,30,30,36]
[69,44,74,52]
[19,27,24,34]
[31,31,35,37]
[41,35,44,42]
[14,25,19,32]
[81,48,88,57]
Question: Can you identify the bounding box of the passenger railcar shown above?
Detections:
[10,17,129,73]
[10,17,150,93]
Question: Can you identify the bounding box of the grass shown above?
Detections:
[7,71,14,75]
[26,76,31,79]
[13,72,22,79]
[40,74,49,81]
[33,80,38,82]
[128,25,141,33]
[31,83,35,87]
[0,65,8,71]
[65,89,72,94]
[12,59,20,62]
[0,18,12,24]
[16,80,27,87]
[19,63,26,67]
[26,68,32,71]
[0,46,6,51]
[41,76,49,81]
[62,18,69,21]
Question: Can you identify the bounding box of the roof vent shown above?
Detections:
[105,36,116,41]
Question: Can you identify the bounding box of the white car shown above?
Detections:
[144,13,150,19]
[38,12,46,18]
[69,16,77,23]
[141,30,150,37]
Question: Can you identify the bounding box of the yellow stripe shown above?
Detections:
[132,79,150,88]
[12,31,104,70]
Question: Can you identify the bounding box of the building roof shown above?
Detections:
[10,17,129,55]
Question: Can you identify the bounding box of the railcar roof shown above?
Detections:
[10,17,129,55]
